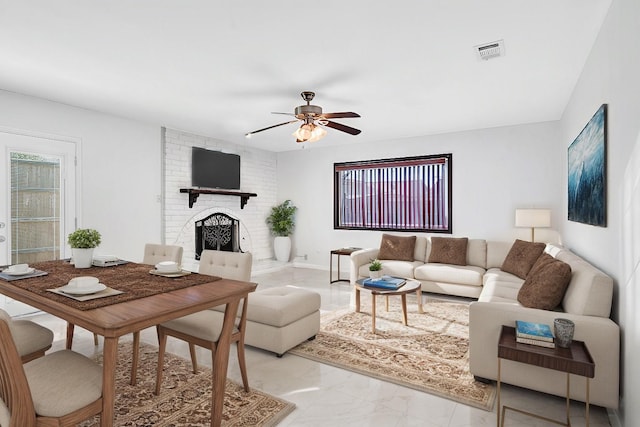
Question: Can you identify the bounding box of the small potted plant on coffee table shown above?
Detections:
[369,259,383,279]
[68,228,101,268]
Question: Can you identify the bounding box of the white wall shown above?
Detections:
[277,121,562,269]
[0,90,162,262]
[560,0,640,423]
[162,129,277,264]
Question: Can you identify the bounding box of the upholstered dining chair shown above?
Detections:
[10,316,55,363]
[66,243,184,386]
[127,243,185,384]
[154,249,253,395]
[142,243,184,267]
[0,309,103,426]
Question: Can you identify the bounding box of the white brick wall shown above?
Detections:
[163,128,278,264]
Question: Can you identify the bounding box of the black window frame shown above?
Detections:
[333,153,453,233]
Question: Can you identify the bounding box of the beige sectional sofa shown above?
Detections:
[349,236,619,408]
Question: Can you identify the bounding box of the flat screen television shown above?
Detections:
[191,147,241,190]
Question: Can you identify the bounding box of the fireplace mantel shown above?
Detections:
[180,188,257,209]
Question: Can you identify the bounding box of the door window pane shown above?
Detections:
[10,152,61,264]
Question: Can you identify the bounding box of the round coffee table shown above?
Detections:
[354,279,424,333]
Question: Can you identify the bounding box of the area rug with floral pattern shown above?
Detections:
[81,342,295,426]
[289,297,495,410]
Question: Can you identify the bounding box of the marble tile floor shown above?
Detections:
[16,266,612,427]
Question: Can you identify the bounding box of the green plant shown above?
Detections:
[68,228,102,248]
[266,200,297,237]
[369,259,382,271]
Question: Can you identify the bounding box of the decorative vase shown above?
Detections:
[72,248,94,268]
[554,318,575,348]
[369,270,382,280]
[273,236,291,262]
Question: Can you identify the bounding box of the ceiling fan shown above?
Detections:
[245,91,361,143]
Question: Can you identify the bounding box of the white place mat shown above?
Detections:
[149,269,192,278]
[0,269,48,281]
[47,286,124,301]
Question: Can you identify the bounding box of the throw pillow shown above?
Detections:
[518,253,572,310]
[377,234,416,261]
[427,237,469,266]
[501,239,546,279]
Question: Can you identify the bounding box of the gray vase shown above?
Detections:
[554,318,575,348]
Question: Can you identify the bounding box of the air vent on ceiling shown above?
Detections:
[475,39,505,61]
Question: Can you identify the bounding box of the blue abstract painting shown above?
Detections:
[568,104,607,227]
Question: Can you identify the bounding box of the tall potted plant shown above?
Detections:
[266,200,297,262]
[68,228,101,268]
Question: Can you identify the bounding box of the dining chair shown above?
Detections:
[142,243,184,266]
[66,243,184,386]
[154,249,253,395]
[10,317,54,363]
[0,309,103,426]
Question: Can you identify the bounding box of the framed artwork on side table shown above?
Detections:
[568,104,607,227]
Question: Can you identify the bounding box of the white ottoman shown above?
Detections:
[245,287,321,357]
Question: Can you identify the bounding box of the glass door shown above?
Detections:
[0,130,77,315]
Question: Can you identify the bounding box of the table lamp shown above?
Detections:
[515,209,551,242]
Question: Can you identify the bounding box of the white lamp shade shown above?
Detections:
[515,209,551,228]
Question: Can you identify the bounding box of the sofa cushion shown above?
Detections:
[547,244,613,317]
[517,253,572,310]
[378,234,416,261]
[414,263,484,286]
[500,239,546,279]
[486,241,514,269]
[477,279,523,304]
[428,237,468,265]
[359,260,421,280]
[467,239,487,268]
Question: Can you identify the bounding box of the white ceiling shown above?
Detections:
[0,1,611,152]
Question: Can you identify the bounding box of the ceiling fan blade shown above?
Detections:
[245,119,299,136]
[321,112,361,119]
[271,112,297,117]
[323,120,362,135]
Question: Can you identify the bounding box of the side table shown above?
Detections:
[329,247,361,284]
[354,279,424,334]
[496,325,595,427]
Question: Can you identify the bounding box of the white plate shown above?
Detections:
[59,283,107,295]
[2,267,35,276]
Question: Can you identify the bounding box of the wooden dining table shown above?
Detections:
[0,260,257,427]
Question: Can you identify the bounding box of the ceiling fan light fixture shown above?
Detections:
[307,125,327,142]
[293,123,326,143]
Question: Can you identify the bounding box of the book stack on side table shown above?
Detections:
[515,320,555,348]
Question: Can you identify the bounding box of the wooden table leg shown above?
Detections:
[416,287,424,313]
[66,322,75,349]
[497,358,501,427]
[401,294,408,325]
[355,287,361,312]
[586,378,590,426]
[101,336,119,427]
[371,294,376,333]
[210,299,240,427]
[130,331,140,385]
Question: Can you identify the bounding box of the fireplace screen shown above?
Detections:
[195,213,241,260]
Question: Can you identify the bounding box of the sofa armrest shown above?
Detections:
[468,301,620,408]
[349,248,379,284]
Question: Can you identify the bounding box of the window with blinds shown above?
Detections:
[334,154,452,232]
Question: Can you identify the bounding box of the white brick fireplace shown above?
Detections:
[162,128,278,268]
